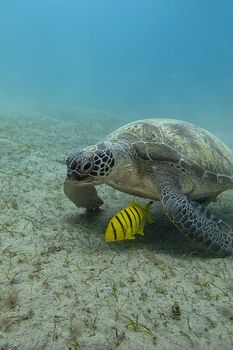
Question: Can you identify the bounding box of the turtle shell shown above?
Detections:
[106,118,233,186]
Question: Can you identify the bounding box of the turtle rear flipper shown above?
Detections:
[64,180,103,210]
[154,166,233,256]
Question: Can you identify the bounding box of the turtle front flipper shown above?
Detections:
[154,165,233,256]
[64,180,103,210]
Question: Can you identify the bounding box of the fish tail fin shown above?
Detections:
[145,201,154,224]
[138,224,145,236]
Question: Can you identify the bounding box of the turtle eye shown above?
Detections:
[80,160,93,173]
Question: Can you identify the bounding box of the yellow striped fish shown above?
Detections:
[105,201,154,241]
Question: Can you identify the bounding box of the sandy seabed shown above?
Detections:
[0,111,233,350]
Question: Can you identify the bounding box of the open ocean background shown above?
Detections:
[0,0,232,131]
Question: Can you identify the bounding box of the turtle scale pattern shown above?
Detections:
[106,119,233,185]
[64,118,233,256]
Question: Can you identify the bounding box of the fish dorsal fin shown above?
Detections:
[129,201,144,211]
[129,201,154,224]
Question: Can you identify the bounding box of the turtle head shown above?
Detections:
[66,142,115,185]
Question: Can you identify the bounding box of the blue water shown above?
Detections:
[0,0,232,125]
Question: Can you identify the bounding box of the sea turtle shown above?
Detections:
[64,118,233,256]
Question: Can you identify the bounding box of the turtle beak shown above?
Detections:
[66,170,89,182]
